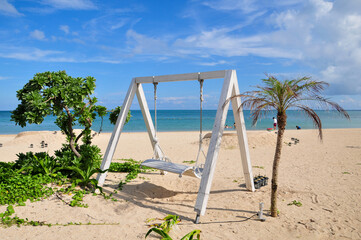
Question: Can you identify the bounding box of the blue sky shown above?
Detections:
[0,0,361,110]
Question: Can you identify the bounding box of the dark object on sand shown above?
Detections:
[296,125,301,130]
[30,144,33,148]
[254,176,269,189]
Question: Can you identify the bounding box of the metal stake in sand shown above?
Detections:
[258,202,266,222]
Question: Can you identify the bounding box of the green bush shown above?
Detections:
[78,144,102,170]
[55,145,80,170]
[0,164,55,205]
[58,145,104,191]
[13,152,57,175]
[55,144,102,173]
[9,143,104,194]
[108,160,151,190]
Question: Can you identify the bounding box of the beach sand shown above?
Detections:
[0,129,360,239]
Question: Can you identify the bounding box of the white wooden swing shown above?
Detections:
[140,76,206,178]
[96,70,255,223]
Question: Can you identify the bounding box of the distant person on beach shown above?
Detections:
[233,122,236,129]
[225,124,231,129]
[296,125,301,130]
[273,117,277,130]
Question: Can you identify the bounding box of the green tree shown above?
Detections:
[11,70,107,157]
[109,106,131,125]
[228,76,349,217]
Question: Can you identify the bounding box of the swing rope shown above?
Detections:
[152,78,169,162]
[194,75,206,176]
[146,75,205,178]
[153,77,158,138]
[152,77,160,159]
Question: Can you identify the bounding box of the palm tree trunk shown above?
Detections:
[270,113,287,217]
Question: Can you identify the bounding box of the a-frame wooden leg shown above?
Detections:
[231,73,255,192]
[97,78,137,187]
[194,70,235,219]
[193,70,254,223]
[136,83,164,159]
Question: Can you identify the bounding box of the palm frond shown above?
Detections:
[223,75,348,135]
[313,96,350,119]
[249,102,275,126]
[294,104,323,139]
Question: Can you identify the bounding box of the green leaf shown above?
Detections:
[180,230,201,240]
[145,228,172,239]
[7,205,15,215]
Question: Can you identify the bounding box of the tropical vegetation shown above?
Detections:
[227,75,349,217]
[0,70,138,228]
[146,215,201,240]
[0,158,147,227]
[11,70,108,157]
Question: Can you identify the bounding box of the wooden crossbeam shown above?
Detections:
[134,70,226,83]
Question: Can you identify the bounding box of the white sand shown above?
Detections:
[0,129,360,239]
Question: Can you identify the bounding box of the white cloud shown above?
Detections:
[159,96,198,105]
[42,0,97,10]
[174,28,302,59]
[82,13,140,43]
[203,0,258,13]
[126,30,172,57]
[176,0,361,95]
[30,30,46,40]
[203,0,304,13]
[333,95,361,109]
[0,45,121,63]
[311,0,333,19]
[1,0,359,98]
[60,25,70,34]
[198,60,228,66]
[0,0,22,16]
[125,27,301,62]
[0,47,61,61]
[111,20,127,30]
[264,0,361,95]
[340,96,356,104]
[0,76,9,80]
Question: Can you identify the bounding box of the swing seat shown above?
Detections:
[141,159,203,178]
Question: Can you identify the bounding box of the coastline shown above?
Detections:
[0,129,360,239]
[1,109,360,134]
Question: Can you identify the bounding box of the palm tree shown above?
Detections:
[227,75,349,217]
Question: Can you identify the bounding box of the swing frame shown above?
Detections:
[96,70,255,222]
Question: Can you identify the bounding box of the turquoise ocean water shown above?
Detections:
[0,110,359,135]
